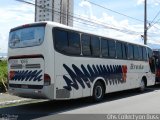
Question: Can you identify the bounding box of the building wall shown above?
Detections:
[35,0,73,27]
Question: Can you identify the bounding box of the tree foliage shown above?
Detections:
[0,60,7,92]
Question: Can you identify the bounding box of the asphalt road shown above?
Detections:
[0,85,160,120]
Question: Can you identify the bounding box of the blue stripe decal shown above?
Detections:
[12,70,43,82]
[63,64,127,91]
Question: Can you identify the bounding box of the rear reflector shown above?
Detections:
[44,74,51,86]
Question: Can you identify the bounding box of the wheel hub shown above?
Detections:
[95,86,102,99]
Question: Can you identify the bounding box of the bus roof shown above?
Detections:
[11,21,149,48]
[47,21,148,47]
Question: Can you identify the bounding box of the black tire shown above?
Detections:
[92,81,105,102]
[138,79,146,92]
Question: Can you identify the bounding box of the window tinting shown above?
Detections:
[143,47,147,61]
[54,28,80,55]
[128,44,134,59]
[54,27,150,61]
[116,42,123,59]
[108,40,116,58]
[81,34,91,56]
[55,28,68,52]
[68,32,81,55]
[91,36,100,57]
[122,43,127,59]
[139,46,143,60]
[101,38,109,57]
[133,45,139,60]
[148,48,153,59]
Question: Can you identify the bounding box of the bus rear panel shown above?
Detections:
[8,23,54,99]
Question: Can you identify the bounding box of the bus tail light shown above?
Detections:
[156,69,160,77]
[44,74,51,86]
[9,71,15,80]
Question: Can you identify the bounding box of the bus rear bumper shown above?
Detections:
[8,84,54,99]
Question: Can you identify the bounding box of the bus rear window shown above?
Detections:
[9,26,45,48]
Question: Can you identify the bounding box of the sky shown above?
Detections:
[0,0,160,54]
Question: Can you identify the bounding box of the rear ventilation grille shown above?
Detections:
[56,89,70,98]
[26,64,41,69]
[10,64,22,69]
[10,64,41,69]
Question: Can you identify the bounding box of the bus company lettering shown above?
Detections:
[130,64,144,70]
[10,70,43,82]
[63,64,128,91]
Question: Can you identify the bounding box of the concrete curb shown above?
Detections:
[0,99,31,107]
[0,93,35,107]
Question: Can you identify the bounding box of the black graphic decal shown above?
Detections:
[63,64,86,91]
[12,70,43,82]
[63,64,127,91]
[72,65,91,88]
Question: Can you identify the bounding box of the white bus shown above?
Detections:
[8,22,155,102]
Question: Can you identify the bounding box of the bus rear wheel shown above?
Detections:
[138,79,146,92]
[92,81,105,102]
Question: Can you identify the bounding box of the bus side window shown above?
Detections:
[108,40,116,58]
[143,47,147,61]
[54,28,81,55]
[68,31,81,55]
[148,48,153,59]
[81,34,91,56]
[128,44,134,60]
[116,41,123,59]
[54,28,68,53]
[139,46,143,60]
[91,36,100,57]
[101,38,109,58]
[122,43,127,59]
[133,45,139,60]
